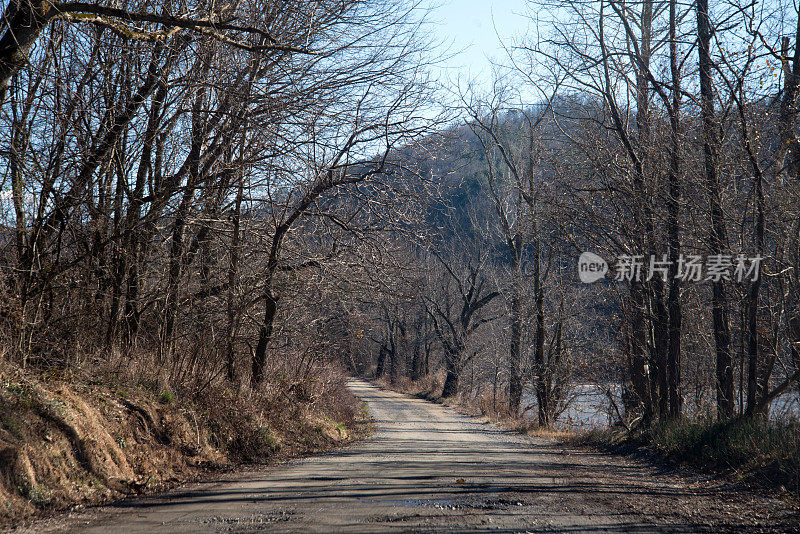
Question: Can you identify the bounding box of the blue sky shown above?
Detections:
[427,0,532,88]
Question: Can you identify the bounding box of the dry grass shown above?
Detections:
[570,415,800,499]
[649,416,800,496]
[375,372,445,399]
[0,351,366,526]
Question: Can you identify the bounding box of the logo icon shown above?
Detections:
[578,252,608,283]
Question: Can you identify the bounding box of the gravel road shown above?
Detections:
[32,379,798,533]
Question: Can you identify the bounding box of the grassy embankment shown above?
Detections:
[576,416,800,498]
[0,355,370,526]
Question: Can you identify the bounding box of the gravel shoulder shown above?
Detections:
[16,379,799,533]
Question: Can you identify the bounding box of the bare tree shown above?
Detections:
[425,246,499,398]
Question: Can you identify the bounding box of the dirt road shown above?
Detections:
[34,379,797,533]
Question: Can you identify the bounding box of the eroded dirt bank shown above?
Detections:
[19,379,799,533]
[0,369,360,527]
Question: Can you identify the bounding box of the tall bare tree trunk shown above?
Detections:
[666,0,683,418]
[225,176,243,382]
[532,231,548,426]
[635,0,670,420]
[745,166,765,415]
[252,217,287,387]
[508,234,523,415]
[777,31,800,387]
[163,83,207,354]
[628,282,653,421]
[697,0,734,418]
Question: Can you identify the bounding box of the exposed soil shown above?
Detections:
[0,368,361,528]
[15,379,799,533]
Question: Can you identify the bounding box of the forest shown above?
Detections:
[0,0,799,525]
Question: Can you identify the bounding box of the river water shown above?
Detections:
[524,383,800,430]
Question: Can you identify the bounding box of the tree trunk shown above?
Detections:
[697,0,734,418]
[742,81,767,417]
[163,87,205,353]
[508,235,523,414]
[225,176,243,382]
[629,281,653,422]
[163,184,196,352]
[0,0,55,103]
[777,28,800,183]
[666,0,683,419]
[410,333,424,381]
[636,0,669,421]
[375,346,387,378]
[442,356,460,398]
[532,232,548,427]
[252,290,277,387]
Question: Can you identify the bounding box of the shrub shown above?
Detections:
[649,417,800,495]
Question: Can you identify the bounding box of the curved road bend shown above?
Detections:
[41,379,797,533]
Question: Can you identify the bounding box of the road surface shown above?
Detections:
[35,379,797,533]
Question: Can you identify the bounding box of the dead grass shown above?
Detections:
[568,416,800,501]
[0,353,366,527]
[648,417,800,496]
[375,372,445,400]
